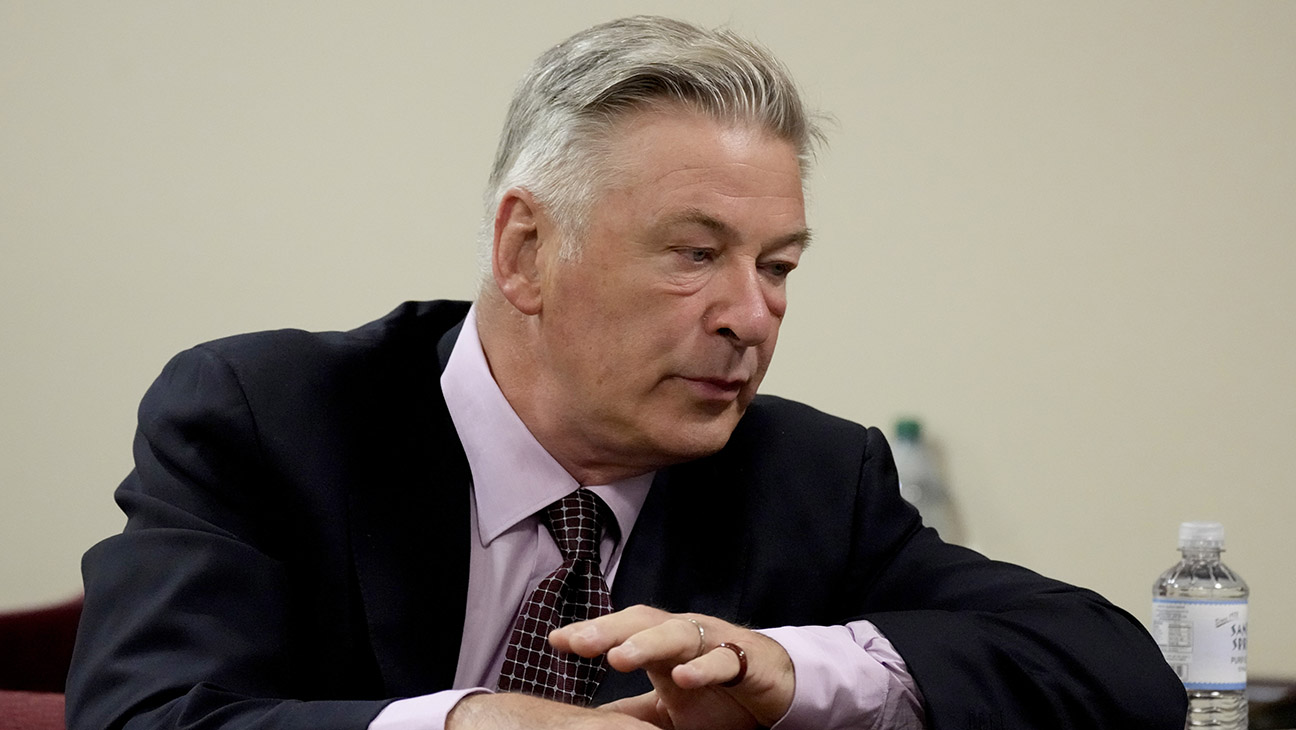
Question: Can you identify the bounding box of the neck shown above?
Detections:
[476,294,660,486]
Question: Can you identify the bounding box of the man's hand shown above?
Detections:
[445,692,660,730]
[550,605,796,730]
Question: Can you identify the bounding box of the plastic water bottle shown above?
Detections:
[891,418,963,544]
[1152,521,1249,729]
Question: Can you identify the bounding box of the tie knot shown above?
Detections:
[544,489,606,561]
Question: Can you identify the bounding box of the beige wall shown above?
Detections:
[3,2,1293,678]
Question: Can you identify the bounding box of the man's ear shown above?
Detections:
[491,188,547,316]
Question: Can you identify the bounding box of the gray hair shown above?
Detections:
[479,15,825,268]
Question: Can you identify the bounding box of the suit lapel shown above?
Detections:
[349,309,473,696]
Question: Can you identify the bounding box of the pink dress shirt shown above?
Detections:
[371,306,926,729]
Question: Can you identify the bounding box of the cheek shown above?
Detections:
[625,292,705,337]
[765,285,789,319]
[754,324,782,372]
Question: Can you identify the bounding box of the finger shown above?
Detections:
[599,691,663,725]
[550,604,673,654]
[669,644,746,690]
[641,665,749,730]
[550,605,681,659]
[603,616,710,672]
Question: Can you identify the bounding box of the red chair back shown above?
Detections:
[0,596,82,730]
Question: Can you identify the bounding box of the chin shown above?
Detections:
[653,413,742,462]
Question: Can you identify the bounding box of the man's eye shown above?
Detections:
[763,261,796,278]
[681,248,714,263]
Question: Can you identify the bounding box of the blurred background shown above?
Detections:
[2,2,1293,678]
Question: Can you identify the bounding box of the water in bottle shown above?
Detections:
[891,418,963,544]
[1151,521,1248,729]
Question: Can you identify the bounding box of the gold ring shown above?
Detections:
[686,618,706,658]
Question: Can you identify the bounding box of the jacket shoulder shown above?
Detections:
[192,299,470,366]
[694,394,888,497]
[136,299,470,435]
[734,394,875,451]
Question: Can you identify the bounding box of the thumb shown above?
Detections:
[599,690,671,728]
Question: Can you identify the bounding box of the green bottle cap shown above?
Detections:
[895,418,922,442]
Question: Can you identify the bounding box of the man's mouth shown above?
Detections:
[678,376,747,401]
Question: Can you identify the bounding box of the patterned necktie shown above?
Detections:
[497,488,615,705]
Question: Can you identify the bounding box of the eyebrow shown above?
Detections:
[659,208,813,251]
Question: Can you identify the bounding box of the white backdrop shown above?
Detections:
[3,1,1293,677]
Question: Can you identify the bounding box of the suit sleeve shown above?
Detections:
[847,427,1187,729]
[66,345,391,730]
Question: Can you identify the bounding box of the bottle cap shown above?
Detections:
[895,419,922,442]
[1178,521,1225,549]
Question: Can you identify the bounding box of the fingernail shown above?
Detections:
[617,639,640,661]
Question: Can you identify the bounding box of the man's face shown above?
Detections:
[534,108,808,474]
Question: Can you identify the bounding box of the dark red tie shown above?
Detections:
[497,489,615,705]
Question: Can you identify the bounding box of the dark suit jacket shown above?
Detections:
[67,300,1186,730]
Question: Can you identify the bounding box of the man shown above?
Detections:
[67,16,1186,730]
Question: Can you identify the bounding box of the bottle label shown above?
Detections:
[1151,598,1247,690]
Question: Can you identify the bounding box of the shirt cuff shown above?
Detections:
[758,622,926,730]
[369,688,491,730]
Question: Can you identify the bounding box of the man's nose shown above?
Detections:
[708,264,779,347]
